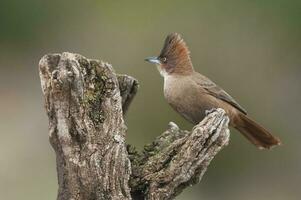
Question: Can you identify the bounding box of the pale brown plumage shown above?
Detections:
[146,33,281,149]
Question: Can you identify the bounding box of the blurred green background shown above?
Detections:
[0,0,300,199]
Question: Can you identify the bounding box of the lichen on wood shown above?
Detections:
[129,109,229,200]
[39,52,133,200]
[39,52,230,200]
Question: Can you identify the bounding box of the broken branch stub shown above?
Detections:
[39,52,136,200]
[129,108,230,200]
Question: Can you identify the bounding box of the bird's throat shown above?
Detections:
[157,65,169,77]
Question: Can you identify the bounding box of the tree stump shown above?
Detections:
[39,52,230,200]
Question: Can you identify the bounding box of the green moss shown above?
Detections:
[81,59,107,125]
[127,144,147,194]
[78,58,118,126]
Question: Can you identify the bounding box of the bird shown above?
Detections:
[145,33,281,149]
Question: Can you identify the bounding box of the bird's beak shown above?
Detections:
[145,56,161,65]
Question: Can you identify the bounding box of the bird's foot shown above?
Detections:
[205,108,218,115]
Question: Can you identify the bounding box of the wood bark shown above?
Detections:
[39,52,230,200]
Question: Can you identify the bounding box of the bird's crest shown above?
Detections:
[160,33,191,62]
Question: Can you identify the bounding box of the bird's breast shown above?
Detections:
[163,76,210,124]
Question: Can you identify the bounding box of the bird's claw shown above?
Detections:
[205,108,217,115]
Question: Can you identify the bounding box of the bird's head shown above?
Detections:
[145,33,194,77]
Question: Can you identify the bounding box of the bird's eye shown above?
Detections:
[161,57,167,63]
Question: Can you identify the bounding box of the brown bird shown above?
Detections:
[145,33,281,149]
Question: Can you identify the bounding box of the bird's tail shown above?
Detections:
[234,113,281,149]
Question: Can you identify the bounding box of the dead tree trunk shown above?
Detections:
[39,52,230,200]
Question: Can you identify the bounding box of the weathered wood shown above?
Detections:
[39,52,133,200]
[117,74,139,115]
[39,52,230,200]
[129,109,229,200]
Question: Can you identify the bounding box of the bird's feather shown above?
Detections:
[193,73,247,114]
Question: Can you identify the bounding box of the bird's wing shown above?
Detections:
[194,74,247,114]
